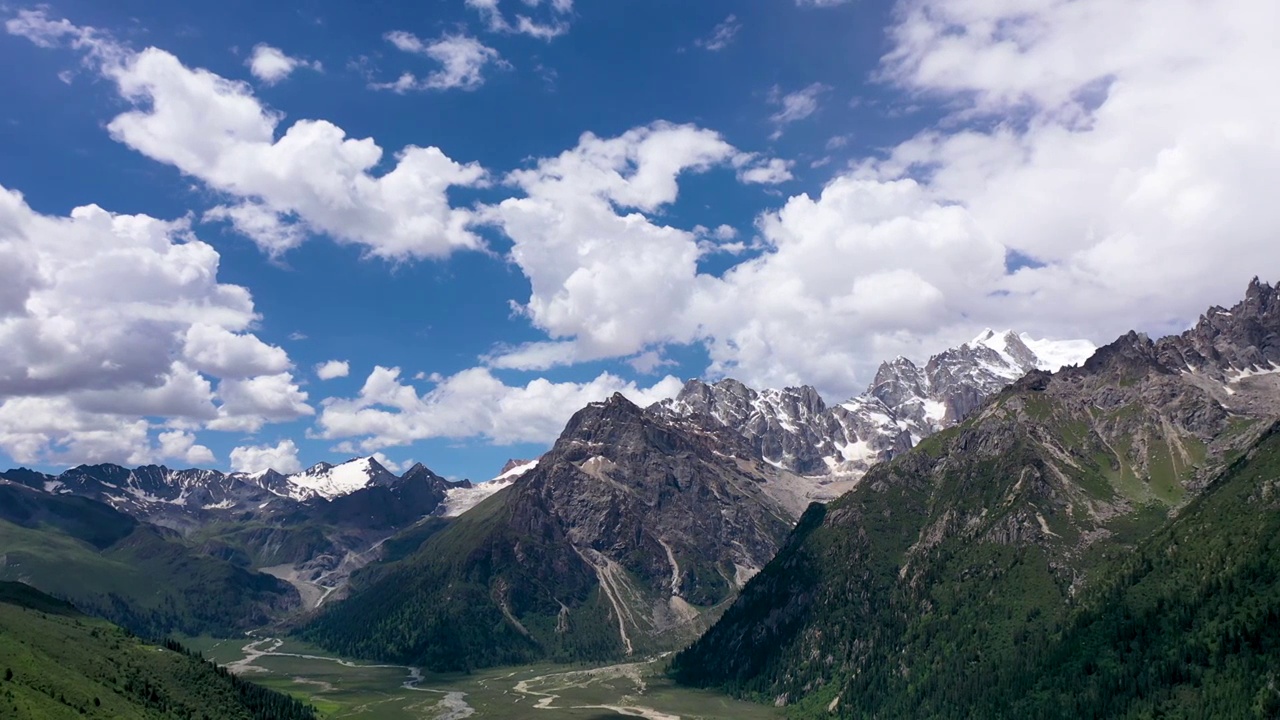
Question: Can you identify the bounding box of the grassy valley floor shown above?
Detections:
[185,636,779,720]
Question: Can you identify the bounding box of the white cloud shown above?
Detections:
[183,323,290,379]
[473,0,1280,402]
[696,15,740,52]
[376,31,504,92]
[246,43,320,85]
[317,366,682,449]
[465,0,573,40]
[315,360,350,380]
[203,202,307,257]
[230,439,302,474]
[11,0,1276,458]
[9,11,490,261]
[737,157,794,185]
[768,83,829,138]
[628,350,676,375]
[481,123,740,363]
[371,451,411,473]
[157,430,215,466]
[212,373,313,432]
[484,341,580,371]
[0,184,310,465]
[796,0,853,6]
[856,0,1280,343]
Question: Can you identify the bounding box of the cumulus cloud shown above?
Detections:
[230,439,302,474]
[856,0,1280,344]
[246,43,320,84]
[0,185,310,464]
[696,15,740,52]
[12,0,1277,458]
[465,0,573,40]
[317,366,682,449]
[480,123,740,364]
[212,373,314,432]
[158,430,216,466]
[476,0,1280,403]
[375,31,504,92]
[9,10,490,261]
[315,360,350,380]
[183,324,291,378]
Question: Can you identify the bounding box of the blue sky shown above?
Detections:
[1,0,1276,479]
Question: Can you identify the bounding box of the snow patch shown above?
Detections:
[440,478,514,517]
[439,459,536,517]
[922,399,947,424]
[1227,362,1280,383]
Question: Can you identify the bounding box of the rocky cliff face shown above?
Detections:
[672,280,1280,716]
[303,393,798,670]
[654,329,1095,488]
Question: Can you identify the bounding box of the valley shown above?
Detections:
[3,281,1278,717]
[2,3,1274,718]
[186,636,780,720]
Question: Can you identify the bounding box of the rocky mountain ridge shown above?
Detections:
[653,328,1095,490]
[671,279,1280,716]
[0,456,473,529]
[302,392,802,670]
[0,456,479,613]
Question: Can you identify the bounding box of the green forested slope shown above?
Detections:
[0,582,316,720]
[0,484,298,637]
[300,486,624,671]
[1009,427,1280,718]
[672,410,1280,718]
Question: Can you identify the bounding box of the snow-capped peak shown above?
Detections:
[654,330,1097,485]
[969,328,1095,373]
[283,456,395,501]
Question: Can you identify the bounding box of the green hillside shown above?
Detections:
[0,484,298,637]
[0,582,316,720]
[671,387,1280,718]
[299,487,624,671]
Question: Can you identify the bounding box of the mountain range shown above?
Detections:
[5,283,1278,717]
[653,328,1095,502]
[0,456,476,618]
[1,326,1076,634]
[671,278,1280,717]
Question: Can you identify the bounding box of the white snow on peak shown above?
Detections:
[970,328,1096,373]
[439,459,538,517]
[286,457,384,501]
[494,459,539,482]
[970,328,1018,361]
[970,328,1002,346]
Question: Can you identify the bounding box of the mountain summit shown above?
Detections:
[302,392,799,670]
[654,329,1095,488]
[672,279,1280,717]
